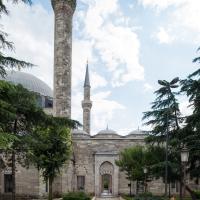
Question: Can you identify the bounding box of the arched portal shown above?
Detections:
[99,161,114,196]
[101,174,112,194]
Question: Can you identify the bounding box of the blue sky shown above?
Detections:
[2,0,200,134]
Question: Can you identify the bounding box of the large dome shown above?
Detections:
[1,71,53,97]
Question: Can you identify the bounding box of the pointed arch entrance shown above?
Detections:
[100,161,114,195]
[94,152,119,197]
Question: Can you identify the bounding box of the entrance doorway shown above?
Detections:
[101,174,112,195]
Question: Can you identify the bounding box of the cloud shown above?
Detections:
[179,100,192,117]
[81,0,144,87]
[139,0,200,44]
[156,27,173,44]
[91,91,126,133]
[144,83,153,91]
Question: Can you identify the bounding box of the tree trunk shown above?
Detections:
[12,151,15,200]
[169,182,171,198]
[49,177,53,200]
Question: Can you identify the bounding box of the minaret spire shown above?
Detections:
[84,60,90,87]
[82,61,92,134]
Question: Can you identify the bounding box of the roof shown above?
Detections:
[1,71,53,97]
[97,128,117,135]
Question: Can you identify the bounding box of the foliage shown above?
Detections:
[143,77,181,142]
[26,115,80,200]
[194,190,200,199]
[62,192,91,200]
[115,146,147,182]
[180,65,200,181]
[0,0,33,77]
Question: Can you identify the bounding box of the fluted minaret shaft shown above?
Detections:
[82,63,92,134]
[52,0,76,118]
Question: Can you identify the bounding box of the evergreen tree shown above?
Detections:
[0,0,33,77]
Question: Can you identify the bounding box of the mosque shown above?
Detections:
[0,0,198,199]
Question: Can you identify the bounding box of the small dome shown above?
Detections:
[1,71,53,97]
[72,129,88,135]
[98,128,117,135]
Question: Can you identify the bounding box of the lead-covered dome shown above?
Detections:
[98,128,117,135]
[1,71,53,97]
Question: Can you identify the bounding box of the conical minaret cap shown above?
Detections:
[84,61,90,87]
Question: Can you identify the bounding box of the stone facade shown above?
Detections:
[52,0,76,118]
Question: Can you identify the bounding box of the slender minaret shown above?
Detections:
[82,62,92,134]
[51,0,76,118]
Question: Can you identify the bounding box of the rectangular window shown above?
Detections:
[4,174,13,193]
[77,176,85,191]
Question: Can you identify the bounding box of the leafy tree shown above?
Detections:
[0,80,45,200]
[0,0,33,77]
[116,146,147,195]
[26,116,79,200]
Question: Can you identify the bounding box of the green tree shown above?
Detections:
[142,77,183,197]
[0,0,33,77]
[115,146,147,195]
[27,116,79,200]
[0,80,45,200]
[181,61,200,188]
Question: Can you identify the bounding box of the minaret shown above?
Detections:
[82,62,92,134]
[51,0,76,118]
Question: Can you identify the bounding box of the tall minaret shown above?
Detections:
[51,0,76,118]
[82,62,92,134]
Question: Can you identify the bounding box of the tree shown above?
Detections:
[142,77,183,198]
[180,59,200,189]
[0,80,46,200]
[116,146,147,195]
[26,116,79,200]
[0,0,33,77]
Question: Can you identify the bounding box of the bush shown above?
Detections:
[194,190,200,199]
[134,193,164,200]
[63,192,91,200]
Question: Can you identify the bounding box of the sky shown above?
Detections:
[2,0,200,135]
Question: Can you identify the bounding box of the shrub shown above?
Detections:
[63,192,91,200]
[194,190,200,199]
[134,193,164,200]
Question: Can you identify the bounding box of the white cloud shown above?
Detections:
[156,27,173,44]
[179,100,192,117]
[144,83,153,91]
[138,0,187,11]
[91,91,126,133]
[81,0,144,87]
[91,72,107,90]
[139,0,200,44]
